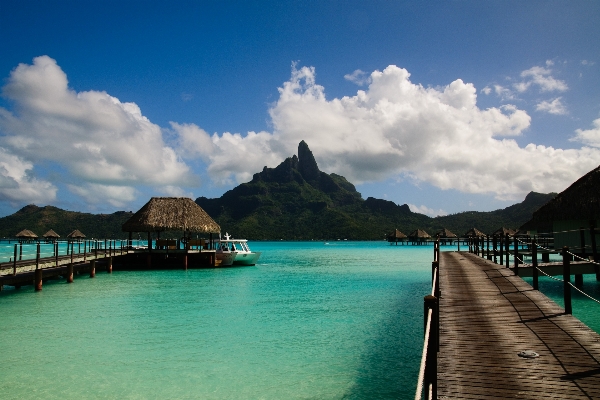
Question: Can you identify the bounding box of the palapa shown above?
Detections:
[436,228,457,238]
[464,227,486,237]
[43,229,60,238]
[387,229,407,239]
[67,229,86,239]
[122,197,220,233]
[408,229,431,239]
[492,227,516,237]
[15,229,38,239]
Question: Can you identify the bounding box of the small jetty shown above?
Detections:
[416,240,600,399]
[0,197,228,292]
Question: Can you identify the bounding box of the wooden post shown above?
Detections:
[562,246,572,314]
[184,251,188,270]
[36,242,40,270]
[13,244,17,276]
[590,222,599,281]
[84,240,87,262]
[532,240,538,290]
[108,256,113,273]
[424,294,438,398]
[19,242,22,260]
[499,234,503,265]
[90,260,96,278]
[34,268,42,291]
[505,233,510,269]
[67,263,74,283]
[432,260,440,298]
[513,235,519,275]
[486,235,491,260]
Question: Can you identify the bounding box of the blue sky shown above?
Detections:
[0,1,599,218]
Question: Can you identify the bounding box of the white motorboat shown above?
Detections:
[216,233,261,266]
[215,249,237,267]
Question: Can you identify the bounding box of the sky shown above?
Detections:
[0,0,599,218]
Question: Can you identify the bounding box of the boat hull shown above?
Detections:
[216,252,236,267]
[233,252,261,266]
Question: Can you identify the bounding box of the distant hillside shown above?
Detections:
[197,141,555,239]
[0,205,133,239]
[0,142,555,240]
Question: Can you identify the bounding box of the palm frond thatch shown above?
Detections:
[43,229,60,238]
[122,197,220,233]
[15,229,38,238]
[436,228,457,238]
[409,229,431,239]
[492,227,516,237]
[387,229,407,239]
[464,227,486,237]
[67,229,86,239]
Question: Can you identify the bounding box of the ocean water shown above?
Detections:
[0,241,434,399]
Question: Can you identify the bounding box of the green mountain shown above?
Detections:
[0,141,555,240]
[0,205,133,239]
[196,141,556,239]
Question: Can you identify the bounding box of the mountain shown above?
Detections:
[0,141,555,240]
[0,205,133,239]
[197,141,556,239]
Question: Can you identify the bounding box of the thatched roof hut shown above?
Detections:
[492,227,516,237]
[67,229,86,239]
[122,197,220,233]
[521,164,599,232]
[409,229,431,239]
[436,228,457,238]
[15,229,38,239]
[387,229,407,240]
[464,227,486,238]
[43,229,60,239]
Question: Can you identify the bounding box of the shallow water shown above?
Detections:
[1,241,433,399]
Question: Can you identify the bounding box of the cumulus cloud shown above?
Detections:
[0,56,196,205]
[536,97,567,115]
[571,118,600,148]
[515,63,568,93]
[0,147,57,204]
[67,183,137,208]
[408,204,448,217]
[177,64,600,201]
[344,69,371,86]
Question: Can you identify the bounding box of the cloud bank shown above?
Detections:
[0,56,195,206]
[1,57,599,211]
[177,64,600,201]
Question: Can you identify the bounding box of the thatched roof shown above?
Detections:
[15,229,38,238]
[521,164,600,231]
[464,227,486,237]
[122,197,220,233]
[409,229,431,239]
[43,229,60,238]
[436,228,457,238]
[67,229,86,239]
[492,227,516,237]
[387,229,407,239]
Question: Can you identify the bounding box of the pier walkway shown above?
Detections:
[437,251,600,399]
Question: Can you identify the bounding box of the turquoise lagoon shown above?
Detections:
[1,241,599,399]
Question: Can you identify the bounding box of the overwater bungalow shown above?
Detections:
[436,228,457,245]
[464,227,486,238]
[408,229,431,245]
[492,227,516,237]
[67,229,86,240]
[42,229,60,242]
[387,229,407,245]
[122,197,221,268]
[15,229,38,243]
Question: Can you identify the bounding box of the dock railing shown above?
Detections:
[415,240,439,400]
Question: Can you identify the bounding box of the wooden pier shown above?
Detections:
[436,251,600,399]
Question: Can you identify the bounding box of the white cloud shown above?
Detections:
[535,97,567,115]
[344,69,371,86]
[0,56,196,205]
[0,147,57,204]
[481,86,492,95]
[181,64,600,201]
[571,118,600,148]
[67,183,137,208]
[515,64,568,93]
[408,204,448,217]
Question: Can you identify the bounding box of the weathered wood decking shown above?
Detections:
[438,251,600,399]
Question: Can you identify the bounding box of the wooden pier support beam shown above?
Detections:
[107,256,113,273]
[67,263,74,283]
[34,268,42,291]
[90,260,96,278]
[563,246,572,314]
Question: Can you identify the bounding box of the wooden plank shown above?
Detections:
[437,251,600,399]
